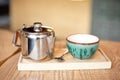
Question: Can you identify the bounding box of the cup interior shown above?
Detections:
[67,34,99,44]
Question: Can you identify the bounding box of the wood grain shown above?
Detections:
[0,29,18,66]
[0,30,120,80]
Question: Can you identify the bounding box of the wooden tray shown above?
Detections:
[18,48,112,70]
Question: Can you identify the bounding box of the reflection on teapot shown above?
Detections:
[12,22,55,60]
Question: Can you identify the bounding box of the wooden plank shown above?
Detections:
[0,29,18,66]
[1,40,120,80]
[18,48,111,70]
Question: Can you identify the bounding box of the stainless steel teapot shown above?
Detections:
[12,22,55,60]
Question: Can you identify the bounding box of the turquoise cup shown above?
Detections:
[66,34,100,59]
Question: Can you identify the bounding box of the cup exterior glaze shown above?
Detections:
[66,40,99,59]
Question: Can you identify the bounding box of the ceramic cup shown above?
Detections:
[66,34,100,59]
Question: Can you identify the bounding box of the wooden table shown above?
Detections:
[0,29,120,80]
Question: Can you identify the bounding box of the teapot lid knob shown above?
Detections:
[33,22,42,32]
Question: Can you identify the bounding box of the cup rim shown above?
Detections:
[66,34,100,45]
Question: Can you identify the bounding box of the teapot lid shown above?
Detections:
[22,22,55,36]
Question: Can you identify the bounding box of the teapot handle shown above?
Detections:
[12,31,21,48]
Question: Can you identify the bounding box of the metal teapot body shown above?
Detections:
[12,22,55,60]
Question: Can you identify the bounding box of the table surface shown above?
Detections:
[0,29,120,80]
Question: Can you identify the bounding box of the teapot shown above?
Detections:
[12,22,55,60]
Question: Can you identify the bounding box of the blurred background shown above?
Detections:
[0,0,9,27]
[0,0,120,41]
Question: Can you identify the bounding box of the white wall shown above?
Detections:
[10,0,92,39]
